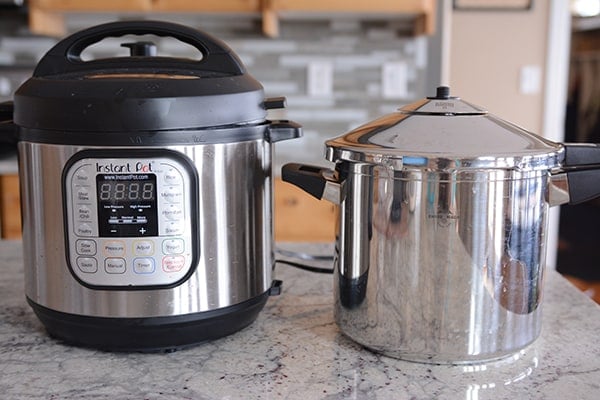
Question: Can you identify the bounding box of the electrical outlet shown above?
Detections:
[382,61,408,99]
[520,65,542,95]
[307,61,333,97]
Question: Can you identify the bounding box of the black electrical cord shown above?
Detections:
[275,259,334,274]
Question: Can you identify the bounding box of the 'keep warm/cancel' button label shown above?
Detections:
[162,256,185,273]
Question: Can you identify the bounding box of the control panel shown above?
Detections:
[63,151,197,288]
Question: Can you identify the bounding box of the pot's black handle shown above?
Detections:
[0,101,17,146]
[564,143,600,166]
[266,120,302,143]
[33,20,245,77]
[563,144,600,205]
[566,169,600,205]
[282,163,330,200]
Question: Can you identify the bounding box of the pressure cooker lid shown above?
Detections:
[326,86,563,171]
[13,21,267,132]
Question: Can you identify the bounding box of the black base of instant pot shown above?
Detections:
[27,292,269,352]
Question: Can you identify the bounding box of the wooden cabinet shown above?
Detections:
[28,0,435,37]
[152,0,261,12]
[263,0,435,36]
[274,178,336,242]
[0,175,21,240]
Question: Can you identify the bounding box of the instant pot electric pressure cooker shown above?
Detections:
[282,86,600,364]
[0,20,301,351]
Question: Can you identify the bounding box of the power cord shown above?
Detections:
[275,259,334,274]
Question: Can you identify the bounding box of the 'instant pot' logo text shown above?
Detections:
[96,161,154,173]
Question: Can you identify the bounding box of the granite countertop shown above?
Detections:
[1,240,599,400]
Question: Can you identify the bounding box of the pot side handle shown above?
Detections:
[281,163,340,204]
[565,169,600,205]
[560,143,600,205]
[265,120,302,143]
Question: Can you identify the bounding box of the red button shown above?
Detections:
[162,255,185,272]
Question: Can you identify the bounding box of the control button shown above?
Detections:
[162,255,185,273]
[76,205,92,221]
[76,223,94,237]
[76,187,91,202]
[76,239,97,256]
[160,187,183,204]
[163,169,182,185]
[161,204,183,221]
[134,258,155,274]
[162,221,184,236]
[77,257,98,273]
[134,240,154,256]
[105,258,126,274]
[103,241,125,257]
[73,168,91,184]
[162,238,184,255]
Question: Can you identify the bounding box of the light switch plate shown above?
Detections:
[307,61,333,97]
[520,65,542,95]
[382,61,408,99]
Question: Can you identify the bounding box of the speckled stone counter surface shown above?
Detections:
[1,241,599,400]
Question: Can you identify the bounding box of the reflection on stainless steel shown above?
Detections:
[333,165,549,364]
[20,140,272,318]
[547,172,570,206]
[275,248,334,261]
[463,349,539,399]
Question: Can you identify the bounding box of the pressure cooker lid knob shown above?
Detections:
[427,85,453,100]
[401,85,487,116]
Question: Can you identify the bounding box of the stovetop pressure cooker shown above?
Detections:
[282,86,600,364]
[0,20,301,351]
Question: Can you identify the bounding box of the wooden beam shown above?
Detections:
[0,175,22,240]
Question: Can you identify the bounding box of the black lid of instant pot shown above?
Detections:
[13,21,267,132]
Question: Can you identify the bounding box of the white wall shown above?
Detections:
[449,1,550,133]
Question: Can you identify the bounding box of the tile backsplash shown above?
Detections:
[0,14,431,172]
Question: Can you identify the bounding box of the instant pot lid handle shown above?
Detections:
[14,20,269,132]
[32,20,245,77]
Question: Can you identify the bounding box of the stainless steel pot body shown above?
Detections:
[334,162,549,363]
[20,139,273,318]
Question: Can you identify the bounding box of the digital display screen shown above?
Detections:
[96,174,158,237]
